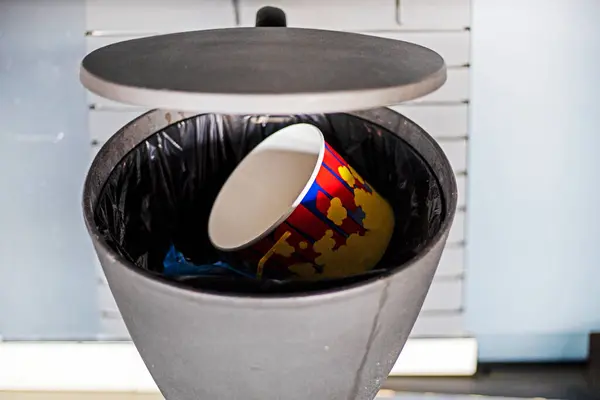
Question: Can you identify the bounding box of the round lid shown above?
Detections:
[80,28,446,114]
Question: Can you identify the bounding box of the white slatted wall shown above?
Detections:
[85,0,470,340]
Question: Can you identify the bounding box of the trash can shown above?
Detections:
[81,9,457,400]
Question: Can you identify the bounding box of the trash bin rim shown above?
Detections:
[83,108,457,303]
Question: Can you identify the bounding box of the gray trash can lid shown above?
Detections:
[80,28,446,114]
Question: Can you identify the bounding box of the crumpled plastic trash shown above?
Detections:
[162,244,253,279]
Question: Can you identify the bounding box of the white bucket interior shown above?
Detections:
[208,123,324,251]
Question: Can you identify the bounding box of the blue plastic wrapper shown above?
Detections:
[162,245,253,279]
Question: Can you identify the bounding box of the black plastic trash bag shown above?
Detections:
[93,113,444,295]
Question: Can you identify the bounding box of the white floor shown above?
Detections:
[0,394,162,400]
[0,393,533,400]
[0,340,478,393]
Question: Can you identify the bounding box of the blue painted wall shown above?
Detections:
[0,1,99,339]
[467,0,600,361]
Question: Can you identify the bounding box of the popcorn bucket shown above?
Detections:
[208,123,395,280]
